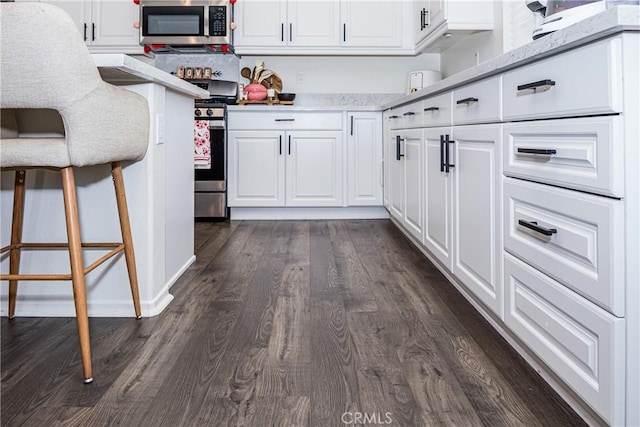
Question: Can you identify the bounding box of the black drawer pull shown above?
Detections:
[403,112,416,116]
[275,118,295,122]
[424,107,439,112]
[389,115,399,119]
[517,148,557,155]
[456,97,478,105]
[518,220,557,236]
[517,79,556,92]
[396,135,404,161]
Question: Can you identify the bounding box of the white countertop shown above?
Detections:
[227,93,399,112]
[92,54,210,99]
[383,5,640,110]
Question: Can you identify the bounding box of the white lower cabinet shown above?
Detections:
[389,129,423,242]
[421,125,502,315]
[347,112,383,206]
[452,125,502,316]
[504,252,625,424]
[228,129,343,207]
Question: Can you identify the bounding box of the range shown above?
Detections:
[155,53,239,220]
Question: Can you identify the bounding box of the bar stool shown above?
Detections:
[0,3,150,383]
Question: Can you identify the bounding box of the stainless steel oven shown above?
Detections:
[194,102,228,220]
[140,0,231,46]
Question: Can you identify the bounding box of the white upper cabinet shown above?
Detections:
[413,0,494,53]
[341,1,402,47]
[43,0,141,53]
[234,0,339,48]
[234,0,412,54]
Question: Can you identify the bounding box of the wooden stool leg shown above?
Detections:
[60,167,93,384]
[8,170,26,320]
[111,162,142,319]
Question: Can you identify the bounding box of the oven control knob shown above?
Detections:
[195,109,201,116]
[206,109,214,116]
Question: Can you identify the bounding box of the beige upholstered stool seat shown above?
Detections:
[1,3,150,384]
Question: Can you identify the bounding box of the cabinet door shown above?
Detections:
[228,131,285,207]
[423,127,452,269]
[287,0,340,46]
[42,0,89,40]
[348,113,383,206]
[342,1,402,47]
[452,124,501,316]
[234,0,287,47]
[383,111,391,209]
[286,131,343,206]
[91,0,140,47]
[403,129,424,242]
[426,0,445,31]
[389,132,404,221]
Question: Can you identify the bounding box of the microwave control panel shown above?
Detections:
[209,6,227,37]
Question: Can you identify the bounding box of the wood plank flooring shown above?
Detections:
[1,220,586,427]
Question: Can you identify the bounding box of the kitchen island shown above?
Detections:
[0,54,209,317]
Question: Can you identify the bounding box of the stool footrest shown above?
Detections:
[1,243,125,281]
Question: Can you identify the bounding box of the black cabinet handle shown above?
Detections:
[279,135,282,155]
[517,148,557,155]
[275,118,295,122]
[517,79,556,92]
[420,9,425,30]
[518,219,557,236]
[396,135,404,161]
[350,115,354,135]
[424,107,439,112]
[439,135,445,172]
[389,115,400,119]
[456,97,478,105]
[289,23,292,42]
[288,135,291,155]
[281,23,284,42]
[84,23,88,41]
[343,23,346,42]
[92,23,96,41]
[444,134,455,173]
[403,112,416,116]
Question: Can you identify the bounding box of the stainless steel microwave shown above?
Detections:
[140,0,231,46]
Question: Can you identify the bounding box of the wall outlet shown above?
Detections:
[474,51,480,65]
[297,71,304,85]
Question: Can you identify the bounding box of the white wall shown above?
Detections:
[238,54,441,94]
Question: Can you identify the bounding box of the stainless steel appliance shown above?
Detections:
[140,0,231,47]
[526,0,609,39]
[194,101,228,220]
[154,53,239,220]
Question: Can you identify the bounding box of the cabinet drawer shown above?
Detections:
[502,37,622,121]
[390,101,423,130]
[422,92,452,127]
[503,116,624,198]
[504,177,625,316]
[504,253,625,426]
[228,111,342,130]
[452,75,501,125]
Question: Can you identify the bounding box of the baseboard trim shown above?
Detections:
[230,206,390,220]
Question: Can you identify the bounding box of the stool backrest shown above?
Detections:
[0,3,102,111]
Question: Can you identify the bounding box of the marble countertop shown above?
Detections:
[92,54,210,99]
[227,93,399,112]
[383,5,640,110]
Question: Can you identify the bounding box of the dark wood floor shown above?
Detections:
[2,220,586,427]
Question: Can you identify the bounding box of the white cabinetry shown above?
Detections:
[341,1,402,47]
[43,0,141,53]
[234,0,411,54]
[413,0,494,53]
[234,0,339,48]
[385,31,639,427]
[347,113,383,206]
[228,112,343,208]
